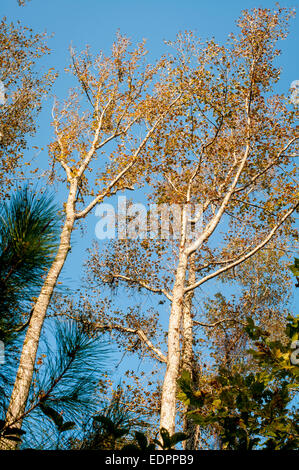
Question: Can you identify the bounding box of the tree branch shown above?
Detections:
[185,202,299,293]
[107,273,172,302]
[194,318,247,328]
[94,322,167,363]
[233,136,298,196]
[75,93,182,219]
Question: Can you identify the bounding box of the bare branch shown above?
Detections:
[70,48,94,109]
[107,273,173,302]
[94,322,167,363]
[233,136,298,195]
[51,102,72,182]
[194,318,247,328]
[77,95,116,180]
[75,93,182,219]
[185,202,299,293]
[186,140,251,255]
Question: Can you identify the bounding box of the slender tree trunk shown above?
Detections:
[0,182,77,450]
[159,250,188,435]
[181,254,200,450]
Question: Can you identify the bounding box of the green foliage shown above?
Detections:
[121,428,187,451]
[15,320,109,449]
[72,384,187,450]
[0,419,26,443]
[288,258,299,278]
[245,315,299,380]
[178,316,299,450]
[39,403,75,434]
[153,428,188,450]
[36,320,109,419]
[77,386,140,450]
[93,415,129,440]
[122,431,156,451]
[0,187,60,428]
[0,187,60,340]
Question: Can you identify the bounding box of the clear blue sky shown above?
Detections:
[1,0,298,384]
[2,1,298,82]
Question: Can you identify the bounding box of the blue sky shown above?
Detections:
[2,0,298,104]
[1,0,298,394]
[2,1,298,80]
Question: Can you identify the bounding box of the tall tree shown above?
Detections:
[0,35,180,449]
[157,6,298,435]
[85,6,298,439]
[0,186,60,449]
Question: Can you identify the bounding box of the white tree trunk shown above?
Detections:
[159,250,188,436]
[181,254,200,450]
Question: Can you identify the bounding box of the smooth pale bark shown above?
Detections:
[158,202,298,443]
[0,182,77,450]
[159,136,252,437]
[159,250,188,435]
[181,254,200,450]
